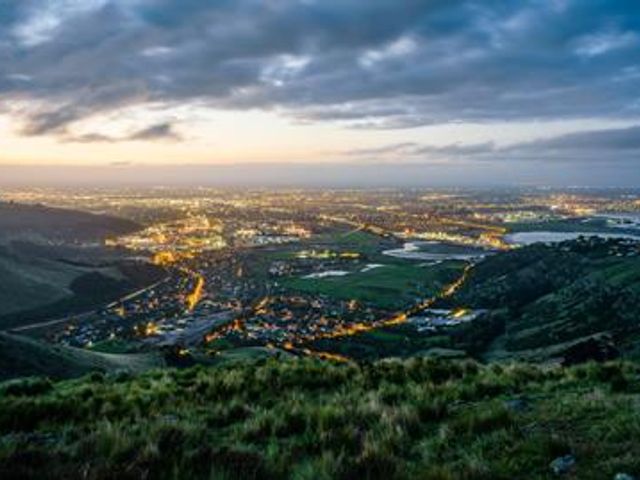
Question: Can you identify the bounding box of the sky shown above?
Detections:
[0,0,639,186]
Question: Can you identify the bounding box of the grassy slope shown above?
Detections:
[452,238,640,359]
[0,249,133,318]
[0,262,166,330]
[0,202,147,320]
[0,333,164,381]
[0,254,77,316]
[308,324,459,360]
[0,357,638,479]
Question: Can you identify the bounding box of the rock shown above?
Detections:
[504,397,530,412]
[614,474,636,480]
[550,455,576,475]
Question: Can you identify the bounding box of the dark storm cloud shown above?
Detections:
[1,0,640,139]
[346,124,640,163]
[499,124,640,162]
[517,124,640,152]
[347,141,497,159]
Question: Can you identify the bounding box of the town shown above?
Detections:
[2,186,640,361]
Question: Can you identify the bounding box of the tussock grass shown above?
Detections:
[0,358,639,479]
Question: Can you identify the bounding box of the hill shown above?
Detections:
[0,357,638,479]
[0,245,165,327]
[0,202,139,244]
[0,333,164,381]
[256,236,640,364]
[0,203,163,325]
[451,236,640,361]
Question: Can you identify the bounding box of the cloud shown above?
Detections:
[345,142,420,157]
[499,124,640,162]
[63,122,182,143]
[344,125,640,163]
[127,122,181,141]
[0,0,639,142]
[574,29,638,57]
[516,124,640,152]
[66,132,115,143]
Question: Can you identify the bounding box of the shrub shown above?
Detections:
[1,377,52,396]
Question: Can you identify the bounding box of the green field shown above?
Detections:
[244,229,466,310]
[507,216,638,235]
[312,230,396,256]
[281,260,465,309]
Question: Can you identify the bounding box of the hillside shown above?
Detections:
[451,236,640,361]
[0,246,165,327]
[0,202,139,244]
[0,333,164,381]
[0,357,638,479]
[0,203,163,324]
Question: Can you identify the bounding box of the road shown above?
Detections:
[7,276,171,334]
[146,310,235,347]
[280,261,474,346]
